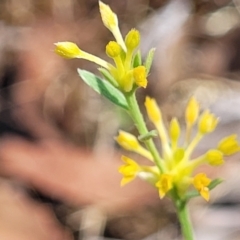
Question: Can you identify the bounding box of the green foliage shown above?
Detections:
[144,48,155,75]
[78,69,129,110]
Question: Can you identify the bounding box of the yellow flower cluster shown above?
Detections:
[54,1,148,93]
[118,97,240,201]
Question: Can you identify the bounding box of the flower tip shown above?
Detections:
[54,41,81,59]
[99,0,118,30]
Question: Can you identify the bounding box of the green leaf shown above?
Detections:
[78,69,129,110]
[133,50,142,68]
[144,48,155,75]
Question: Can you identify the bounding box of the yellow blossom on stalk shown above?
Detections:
[55,2,150,93]
[55,42,113,70]
[119,156,140,186]
[115,130,153,161]
[156,174,173,198]
[193,173,211,201]
[205,149,224,166]
[54,42,82,59]
[198,110,218,134]
[218,134,240,155]
[99,1,127,52]
[133,66,147,88]
[125,29,140,51]
[118,156,159,186]
[118,96,240,201]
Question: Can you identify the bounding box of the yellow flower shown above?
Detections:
[99,1,126,52]
[119,156,140,186]
[55,42,113,70]
[218,134,240,155]
[54,42,82,59]
[193,173,211,201]
[156,174,173,198]
[185,97,199,126]
[145,96,171,158]
[205,149,224,166]
[198,110,218,134]
[133,66,148,88]
[115,130,153,161]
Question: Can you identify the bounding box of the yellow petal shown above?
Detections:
[200,187,210,201]
[156,174,173,199]
[133,66,148,88]
[118,156,140,186]
[193,173,211,201]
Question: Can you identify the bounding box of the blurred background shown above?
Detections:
[1,0,240,239]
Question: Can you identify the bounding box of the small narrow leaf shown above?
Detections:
[138,130,158,142]
[133,50,142,68]
[78,69,128,110]
[144,48,155,75]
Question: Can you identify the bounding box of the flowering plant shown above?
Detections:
[55,2,240,239]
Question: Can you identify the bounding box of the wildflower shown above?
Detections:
[115,130,153,161]
[99,1,126,52]
[119,156,140,186]
[169,118,180,150]
[55,42,113,70]
[55,2,150,93]
[185,97,199,125]
[205,149,224,166]
[125,29,140,51]
[133,66,147,88]
[156,174,173,198]
[54,42,82,59]
[193,173,211,201]
[198,110,218,134]
[218,134,240,155]
[138,96,239,201]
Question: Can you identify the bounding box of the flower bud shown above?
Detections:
[206,149,224,166]
[106,41,122,58]
[198,110,218,134]
[145,96,162,124]
[169,118,180,143]
[133,66,147,88]
[115,130,140,151]
[218,134,240,155]
[185,97,199,125]
[125,29,140,50]
[54,42,81,59]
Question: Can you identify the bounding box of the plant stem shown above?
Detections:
[175,198,195,240]
[125,91,165,173]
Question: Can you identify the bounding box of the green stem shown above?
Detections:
[175,198,195,240]
[125,91,165,173]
